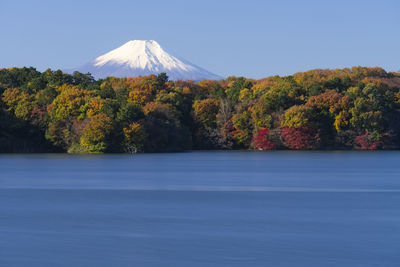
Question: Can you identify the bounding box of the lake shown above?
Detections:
[1,151,400,266]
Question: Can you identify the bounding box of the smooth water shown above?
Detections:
[1,151,400,266]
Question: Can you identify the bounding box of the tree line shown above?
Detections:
[1,66,400,153]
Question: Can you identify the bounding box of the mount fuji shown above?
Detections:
[72,40,222,81]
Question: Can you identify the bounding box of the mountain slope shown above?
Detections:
[73,40,222,81]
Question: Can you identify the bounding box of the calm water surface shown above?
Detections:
[1,151,400,266]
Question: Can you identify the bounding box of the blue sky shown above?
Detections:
[0,0,399,78]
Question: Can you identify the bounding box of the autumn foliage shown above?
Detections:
[253,128,275,150]
[1,66,400,153]
[355,133,382,150]
[281,126,320,150]
[80,113,113,153]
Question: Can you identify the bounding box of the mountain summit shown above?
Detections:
[74,40,221,81]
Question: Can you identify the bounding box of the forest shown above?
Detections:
[1,66,400,153]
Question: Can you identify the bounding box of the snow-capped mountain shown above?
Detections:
[73,40,222,81]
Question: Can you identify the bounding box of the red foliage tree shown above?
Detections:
[355,133,382,150]
[281,126,319,150]
[253,128,275,150]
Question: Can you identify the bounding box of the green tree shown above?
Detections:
[157,72,169,88]
[116,102,144,125]
[226,77,252,103]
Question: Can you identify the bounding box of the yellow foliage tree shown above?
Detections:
[49,84,95,121]
[2,88,35,120]
[123,122,148,153]
[80,114,113,153]
[281,105,313,128]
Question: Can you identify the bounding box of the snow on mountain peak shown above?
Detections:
[74,40,222,81]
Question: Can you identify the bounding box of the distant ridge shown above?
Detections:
[71,40,222,81]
